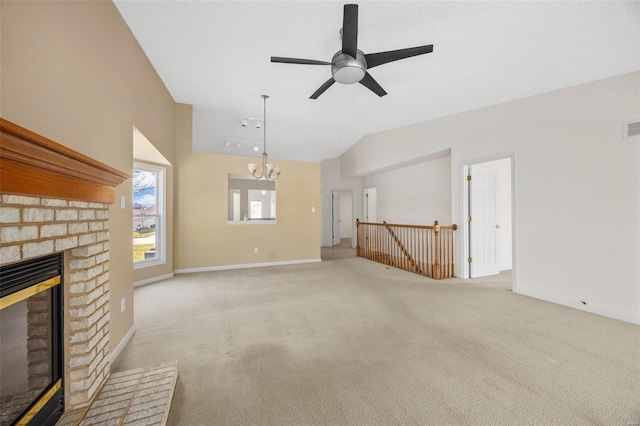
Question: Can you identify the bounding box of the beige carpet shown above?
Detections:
[113,253,640,425]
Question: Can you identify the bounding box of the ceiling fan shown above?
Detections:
[271,4,433,99]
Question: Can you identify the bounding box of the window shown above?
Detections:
[133,163,165,268]
[250,200,263,219]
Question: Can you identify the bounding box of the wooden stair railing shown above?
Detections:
[382,221,422,274]
[356,219,458,280]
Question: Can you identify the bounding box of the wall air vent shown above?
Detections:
[624,120,640,139]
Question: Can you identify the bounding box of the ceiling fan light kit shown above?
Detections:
[271,3,433,99]
[332,50,367,84]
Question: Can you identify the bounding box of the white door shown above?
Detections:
[469,165,500,277]
[332,191,341,246]
[364,187,377,223]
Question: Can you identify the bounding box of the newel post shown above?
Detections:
[355,219,360,257]
[433,220,442,279]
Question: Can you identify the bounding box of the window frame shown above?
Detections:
[133,162,166,270]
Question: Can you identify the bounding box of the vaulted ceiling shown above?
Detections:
[114,1,639,162]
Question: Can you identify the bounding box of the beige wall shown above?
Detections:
[175,104,321,270]
[1,1,176,349]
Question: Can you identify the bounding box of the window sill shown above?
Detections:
[134,258,166,270]
[227,220,278,225]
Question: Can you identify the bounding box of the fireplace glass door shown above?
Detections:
[0,254,63,426]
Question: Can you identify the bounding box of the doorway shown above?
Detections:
[332,190,353,247]
[461,155,515,288]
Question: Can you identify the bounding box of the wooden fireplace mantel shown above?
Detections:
[0,118,130,204]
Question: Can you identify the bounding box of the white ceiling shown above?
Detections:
[114,1,639,162]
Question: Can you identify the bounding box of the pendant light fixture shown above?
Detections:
[248,95,281,180]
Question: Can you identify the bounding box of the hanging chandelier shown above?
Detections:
[247,95,281,180]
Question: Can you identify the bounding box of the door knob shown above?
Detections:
[495,224,501,229]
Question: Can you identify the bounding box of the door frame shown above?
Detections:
[460,152,517,290]
[329,188,356,248]
[331,190,340,246]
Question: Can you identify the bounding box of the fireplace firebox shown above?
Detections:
[0,253,64,426]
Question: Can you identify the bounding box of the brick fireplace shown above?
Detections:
[0,119,129,423]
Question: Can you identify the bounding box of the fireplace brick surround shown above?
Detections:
[1,119,179,425]
[0,194,112,410]
[0,118,130,421]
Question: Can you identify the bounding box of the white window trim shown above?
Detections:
[133,162,166,270]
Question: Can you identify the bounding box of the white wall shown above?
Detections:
[341,72,640,324]
[321,157,363,247]
[480,158,512,271]
[362,156,451,226]
[339,191,353,238]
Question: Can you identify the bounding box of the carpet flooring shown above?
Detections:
[113,251,639,425]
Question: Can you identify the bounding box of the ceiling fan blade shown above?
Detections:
[342,4,358,58]
[310,78,336,99]
[359,72,387,97]
[365,44,434,69]
[271,57,331,66]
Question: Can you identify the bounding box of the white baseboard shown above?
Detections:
[134,273,175,288]
[175,258,321,274]
[514,288,640,325]
[109,325,136,367]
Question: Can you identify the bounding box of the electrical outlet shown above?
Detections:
[120,298,125,312]
[254,247,259,254]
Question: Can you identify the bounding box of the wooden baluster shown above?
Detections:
[356,219,360,257]
[443,229,448,278]
[444,229,451,278]
[376,224,380,261]
[364,224,368,260]
[433,221,441,279]
[395,226,399,268]
[405,228,409,271]
[361,225,369,259]
[451,229,455,277]
[362,223,366,259]
[430,228,434,278]
[412,228,416,273]
[418,228,422,275]
[374,224,378,261]
[401,227,404,269]
[414,228,417,273]
[448,229,453,277]
[426,228,431,278]
[402,228,407,271]
[408,228,411,271]
[426,229,430,277]
[420,229,427,275]
[369,224,372,260]
[442,228,446,278]
[449,229,452,277]
[379,225,382,262]
[372,224,375,261]
[368,225,371,260]
[386,225,390,265]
